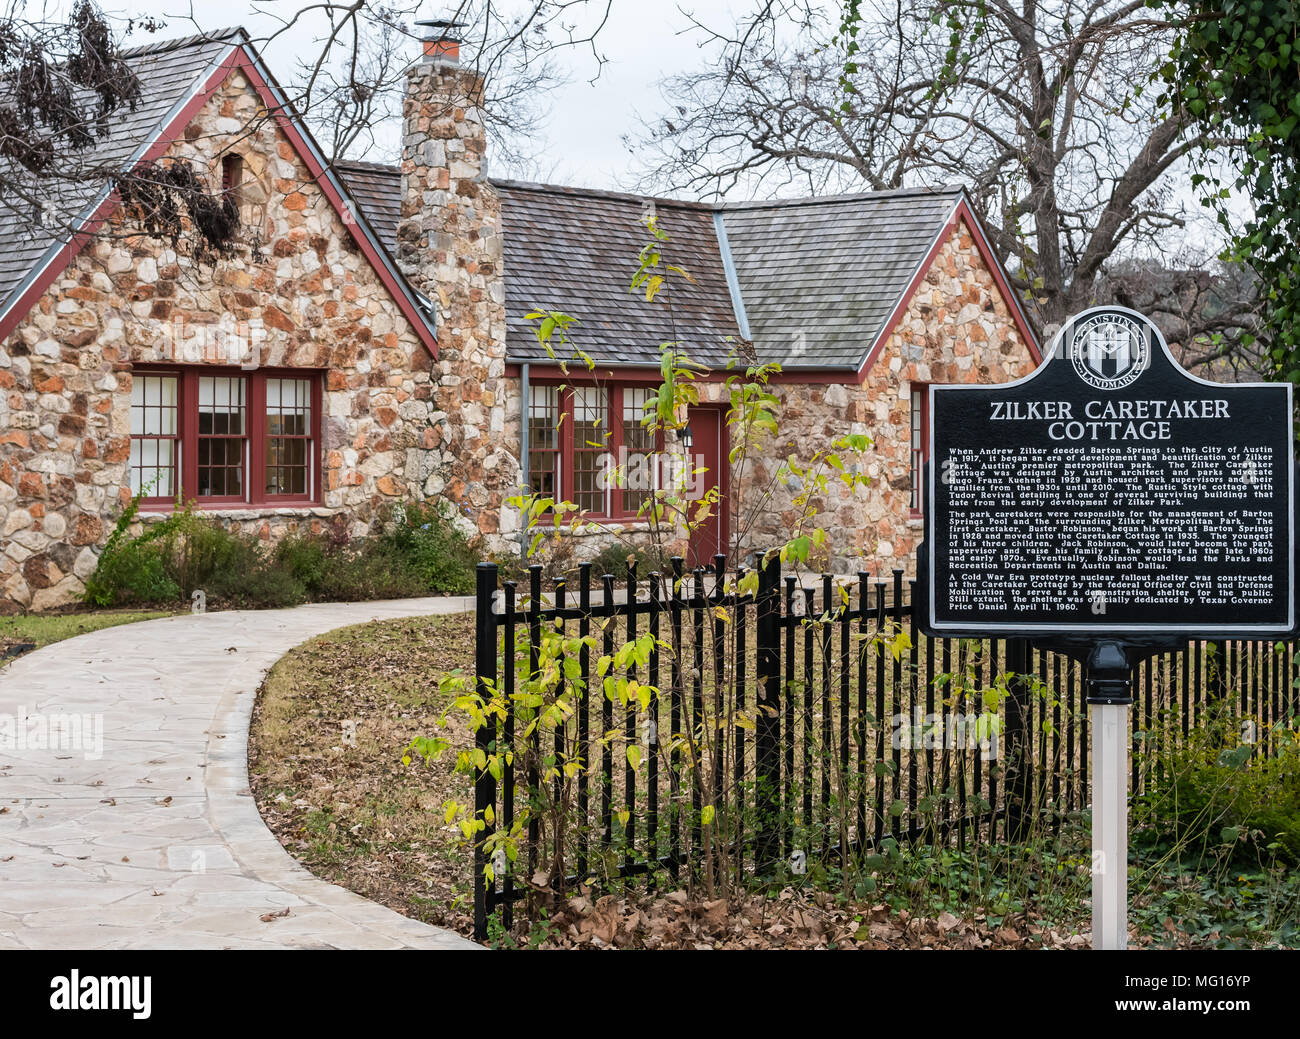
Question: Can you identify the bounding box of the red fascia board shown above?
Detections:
[0,44,439,358]
[851,200,1041,380]
[0,50,237,344]
[849,204,964,384]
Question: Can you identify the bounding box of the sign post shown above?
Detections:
[917,305,1296,950]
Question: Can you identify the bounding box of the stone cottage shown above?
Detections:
[0,25,1039,610]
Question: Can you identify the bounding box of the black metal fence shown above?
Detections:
[469,557,1299,940]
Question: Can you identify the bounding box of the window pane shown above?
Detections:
[622,386,657,512]
[129,374,178,496]
[198,376,247,498]
[572,387,608,514]
[198,376,245,435]
[528,385,561,499]
[264,378,312,497]
[128,437,175,496]
[131,374,178,436]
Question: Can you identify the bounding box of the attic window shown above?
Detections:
[221,154,244,202]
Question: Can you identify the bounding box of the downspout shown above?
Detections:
[518,362,530,561]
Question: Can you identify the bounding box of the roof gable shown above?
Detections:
[0,30,240,330]
[0,30,436,355]
[720,188,965,371]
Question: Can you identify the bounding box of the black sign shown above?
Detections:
[920,306,1295,638]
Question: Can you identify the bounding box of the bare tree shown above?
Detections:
[164,0,614,166]
[639,0,1261,369]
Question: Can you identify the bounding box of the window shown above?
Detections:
[264,378,314,496]
[571,386,608,515]
[129,374,179,497]
[527,383,664,518]
[910,384,928,514]
[221,154,244,202]
[129,368,320,507]
[197,375,246,499]
[620,386,657,513]
[528,385,561,500]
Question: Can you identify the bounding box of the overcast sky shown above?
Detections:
[35,0,754,191]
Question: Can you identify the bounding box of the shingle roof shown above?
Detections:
[0,29,244,323]
[722,188,963,370]
[493,182,742,367]
[333,158,403,242]
[339,167,968,372]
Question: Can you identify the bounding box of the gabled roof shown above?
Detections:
[341,167,1038,373]
[1,25,1037,375]
[0,29,437,354]
[722,188,964,370]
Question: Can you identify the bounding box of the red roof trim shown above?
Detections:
[849,202,963,383]
[847,198,1040,380]
[0,43,438,357]
[0,48,239,344]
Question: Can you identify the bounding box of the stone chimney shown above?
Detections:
[399,16,518,548]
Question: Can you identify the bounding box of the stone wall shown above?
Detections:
[702,219,1038,577]
[397,59,521,557]
[0,68,441,610]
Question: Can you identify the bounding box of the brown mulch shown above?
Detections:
[523,885,1091,950]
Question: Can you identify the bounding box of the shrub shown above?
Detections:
[1137,719,1300,865]
[83,488,179,607]
[84,493,483,609]
[379,501,479,596]
[584,542,668,579]
[83,538,179,607]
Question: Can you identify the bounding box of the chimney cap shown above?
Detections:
[416,17,466,40]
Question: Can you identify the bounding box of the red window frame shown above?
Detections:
[131,366,323,509]
[910,383,929,516]
[529,382,665,520]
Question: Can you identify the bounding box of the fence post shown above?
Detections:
[1003,637,1031,842]
[473,561,499,942]
[755,551,782,872]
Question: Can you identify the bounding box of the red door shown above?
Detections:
[686,406,730,568]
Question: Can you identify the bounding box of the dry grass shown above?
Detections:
[248,612,476,935]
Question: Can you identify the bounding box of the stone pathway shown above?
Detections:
[0,598,480,949]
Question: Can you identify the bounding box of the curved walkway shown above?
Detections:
[0,598,479,949]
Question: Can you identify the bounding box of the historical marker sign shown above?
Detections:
[922,305,1296,637]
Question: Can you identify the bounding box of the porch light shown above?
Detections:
[678,425,693,450]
